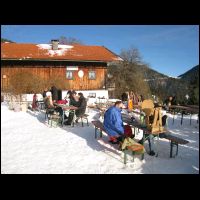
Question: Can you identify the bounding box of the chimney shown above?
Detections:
[51,39,59,50]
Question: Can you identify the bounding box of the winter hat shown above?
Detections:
[46,91,52,96]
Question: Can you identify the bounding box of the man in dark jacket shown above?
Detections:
[75,93,87,122]
[42,88,48,99]
[103,101,125,144]
[51,85,58,102]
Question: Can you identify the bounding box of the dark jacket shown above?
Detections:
[43,91,47,98]
[121,93,128,101]
[69,97,79,107]
[51,86,58,101]
[75,96,87,117]
[103,106,124,136]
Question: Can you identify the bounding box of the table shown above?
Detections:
[54,103,78,126]
[169,105,199,125]
[122,113,167,156]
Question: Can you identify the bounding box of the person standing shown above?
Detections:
[128,91,134,111]
[42,88,48,99]
[75,92,87,123]
[32,93,38,111]
[51,85,58,103]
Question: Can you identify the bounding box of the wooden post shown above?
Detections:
[181,111,184,125]
[95,127,97,139]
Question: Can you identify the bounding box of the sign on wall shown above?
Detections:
[78,70,84,78]
[66,66,78,71]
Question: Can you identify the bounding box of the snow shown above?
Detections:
[58,45,73,49]
[168,76,181,79]
[37,44,73,50]
[36,44,74,57]
[1,102,199,174]
[37,44,52,49]
[112,57,124,61]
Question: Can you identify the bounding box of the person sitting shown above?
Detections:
[103,101,126,144]
[44,91,55,115]
[121,92,129,109]
[44,91,64,119]
[171,96,177,105]
[64,90,79,125]
[75,92,87,123]
[163,96,173,111]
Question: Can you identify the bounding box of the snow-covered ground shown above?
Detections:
[1,102,199,174]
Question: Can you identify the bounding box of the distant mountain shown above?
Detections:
[178,65,199,82]
[135,64,198,104]
[108,61,198,104]
[136,64,168,80]
[178,65,199,105]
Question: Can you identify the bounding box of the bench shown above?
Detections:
[159,133,189,158]
[91,120,144,164]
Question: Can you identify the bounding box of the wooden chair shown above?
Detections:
[48,114,61,128]
[77,114,89,127]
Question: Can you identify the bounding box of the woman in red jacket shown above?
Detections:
[32,93,38,111]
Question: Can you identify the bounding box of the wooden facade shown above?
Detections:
[1,60,108,91]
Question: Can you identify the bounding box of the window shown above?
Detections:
[66,71,73,80]
[88,93,96,98]
[88,71,96,80]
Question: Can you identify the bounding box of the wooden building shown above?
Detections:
[1,41,123,98]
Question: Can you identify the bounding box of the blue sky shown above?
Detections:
[1,25,199,77]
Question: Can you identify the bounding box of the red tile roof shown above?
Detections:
[1,43,123,62]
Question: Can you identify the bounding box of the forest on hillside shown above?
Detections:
[107,47,199,105]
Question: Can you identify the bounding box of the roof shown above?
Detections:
[1,42,123,62]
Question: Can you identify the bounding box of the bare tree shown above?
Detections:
[120,46,142,64]
[58,36,83,45]
[107,47,152,99]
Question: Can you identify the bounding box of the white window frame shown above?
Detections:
[88,71,96,80]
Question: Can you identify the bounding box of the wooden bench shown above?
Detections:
[159,133,189,158]
[91,120,144,164]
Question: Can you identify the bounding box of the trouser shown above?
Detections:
[162,115,168,126]
[67,111,75,124]
[109,125,131,142]
[148,134,155,152]
[55,107,64,117]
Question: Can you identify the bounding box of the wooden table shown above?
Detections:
[54,103,78,126]
[169,105,199,125]
[122,113,167,156]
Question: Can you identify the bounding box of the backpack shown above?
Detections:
[124,124,135,138]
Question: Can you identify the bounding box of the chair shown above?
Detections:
[77,114,89,127]
[45,108,55,124]
[48,114,61,128]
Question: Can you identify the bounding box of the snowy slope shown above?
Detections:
[1,103,199,174]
